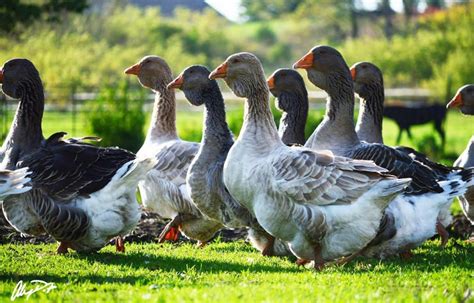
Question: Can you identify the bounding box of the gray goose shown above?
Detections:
[167,65,290,256]
[209,52,410,269]
[350,61,467,239]
[293,46,474,257]
[447,84,474,224]
[0,58,155,253]
[267,68,308,146]
[125,56,222,245]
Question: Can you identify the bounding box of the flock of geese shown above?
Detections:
[0,45,473,269]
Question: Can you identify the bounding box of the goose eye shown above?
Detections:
[232,59,240,64]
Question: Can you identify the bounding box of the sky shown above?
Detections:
[205,0,408,23]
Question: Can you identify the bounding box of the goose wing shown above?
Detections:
[349,142,443,195]
[272,148,389,206]
[395,146,456,176]
[152,141,199,184]
[17,132,135,201]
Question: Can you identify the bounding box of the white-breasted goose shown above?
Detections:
[125,56,222,245]
[0,58,155,253]
[168,65,290,256]
[294,46,474,256]
[209,52,410,269]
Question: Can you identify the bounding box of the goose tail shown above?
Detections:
[0,168,32,199]
[110,156,157,189]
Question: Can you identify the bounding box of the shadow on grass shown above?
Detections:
[340,240,474,273]
[68,250,300,274]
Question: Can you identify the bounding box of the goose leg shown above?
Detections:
[158,215,182,243]
[399,250,413,260]
[335,251,361,266]
[295,258,311,266]
[196,241,207,248]
[57,242,69,254]
[115,236,125,253]
[436,220,449,247]
[261,235,275,256]
[313,243,326,271]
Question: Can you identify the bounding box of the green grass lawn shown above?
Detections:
[0,240,473,302]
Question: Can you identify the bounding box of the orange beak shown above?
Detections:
[350,67,356,80]
[446,92,463,109]
[167,74,184,90]
[0,68,3,83]
[267,75,275,90]
[293,52,314,69]
[209,63,228,80]
[124,63,141,75]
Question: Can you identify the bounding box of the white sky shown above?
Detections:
[205,0,409,23]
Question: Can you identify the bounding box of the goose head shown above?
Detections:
[350,62,384,100]
[267,68,308,113]
[124,56,173,92]
[0,58,41,99]
[209,52,267,99]
[293,45,351,92]
[167,65,217,106]
[447,84,474,115]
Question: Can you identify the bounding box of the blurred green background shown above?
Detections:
[0,0,472,159]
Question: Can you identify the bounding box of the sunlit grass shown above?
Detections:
[0,240,472,302]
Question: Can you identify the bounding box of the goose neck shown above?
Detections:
[201,88,233,149]
[1,79,44,162]
[355,84,384,144]
[147,87,178,142]
[278,93,308,145]
[240,87,281,150]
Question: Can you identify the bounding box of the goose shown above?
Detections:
[124,56,222,245]
[447,84,474,224]
[350,61,467,240]
[167,65,290,256]
[272,60,457,258]
[0,58,155,253]
[267,68,308,146]
[0,168,31,200]
[209,52,411,269]
[293,46,474,257]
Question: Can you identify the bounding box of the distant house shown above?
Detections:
[130,0,210,15]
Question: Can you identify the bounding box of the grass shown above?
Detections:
[0,103,472,302]
[0,240,472,302]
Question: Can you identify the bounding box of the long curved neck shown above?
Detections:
[202,87,233,151]
[278,92,308,145]
[306,72,359,153]
[147,84,178,142]
[240,82,281,151]
[355,83,384,144]
[1,79,44,164]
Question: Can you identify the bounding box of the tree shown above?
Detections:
[0,0,88,34]
[241,0,304,21]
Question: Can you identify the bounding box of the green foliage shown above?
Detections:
[0,240,472,302]
[241,0,304,21]
[0,0,88,33]
[86,81,145,152]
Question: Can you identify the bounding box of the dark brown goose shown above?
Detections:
[294,46,474,257]
[0,58,155,253]
[447,84,474,223]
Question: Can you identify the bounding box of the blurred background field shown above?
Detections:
[1,0,473,159]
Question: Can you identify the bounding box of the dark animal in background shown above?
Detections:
[383,103,446,147]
